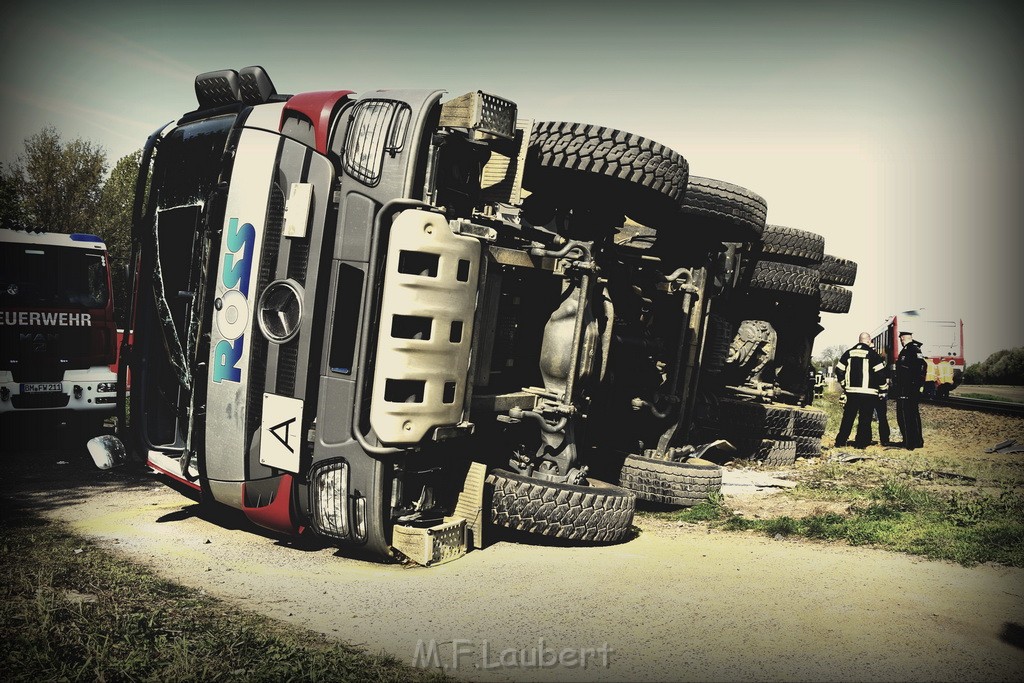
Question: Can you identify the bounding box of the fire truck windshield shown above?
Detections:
[1,242,110,309]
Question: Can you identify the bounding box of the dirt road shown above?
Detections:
[4,447,1022,682]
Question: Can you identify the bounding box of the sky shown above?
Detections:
[1,0,1021,362]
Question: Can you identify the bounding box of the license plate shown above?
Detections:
[21,382,63,393]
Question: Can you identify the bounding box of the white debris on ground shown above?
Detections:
[719,468,798,496]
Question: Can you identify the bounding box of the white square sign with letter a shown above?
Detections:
[260,393,303,473]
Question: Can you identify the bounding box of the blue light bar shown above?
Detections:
[70,233,103,242]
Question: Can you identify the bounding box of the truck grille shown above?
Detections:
[245,183,285,446]
[276,341,298,396]
[274,231,307,398]
[286,238,309,285]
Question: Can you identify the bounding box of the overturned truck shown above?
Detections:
[102,66,854,563]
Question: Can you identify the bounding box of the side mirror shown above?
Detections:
[87,435,128,470]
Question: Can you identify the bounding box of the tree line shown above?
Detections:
[963,348,1024,385]
[1,126,140,324]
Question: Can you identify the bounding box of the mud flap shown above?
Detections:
[454,461,487,549]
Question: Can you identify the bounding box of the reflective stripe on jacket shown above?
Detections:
[835,343,887,396]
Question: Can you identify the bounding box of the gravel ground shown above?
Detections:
[2,405,1023,682]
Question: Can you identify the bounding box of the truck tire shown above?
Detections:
[488,469,635,543]
[792,406,828,437]
[728,437,797,466]
[713,398,795,439]
[764,438,797,466]
[756,225,825,266]
[745,260,821,300]
[619,455,722,507]
[819,283,852,314]
[819,254,858,286]
[525,121,688,229]
[679,175,767,242]
[795,435,822,459]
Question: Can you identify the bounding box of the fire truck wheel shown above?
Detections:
[488,468,636,543]
[743,260,821,300]
[678,175,767,242]
[792,406,828,437]
[524,121,689,231]
[819,283,853,314]
[618,455,722,507]
[818,254,858,286]
[754,225,825,266]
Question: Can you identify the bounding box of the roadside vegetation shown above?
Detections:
[956,391,1024,404]
[962,346,1024,385]
[655,392,1024,567]
[0,510,447,682]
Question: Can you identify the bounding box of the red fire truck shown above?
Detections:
[1,228,119,436]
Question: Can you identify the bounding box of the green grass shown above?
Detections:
[661,479,1024,567]
[653,391,1024,566]
[956,392,1024,404]
[0,511,449,682]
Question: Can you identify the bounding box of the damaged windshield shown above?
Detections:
[144,113,236,391]
[154,114,237,209]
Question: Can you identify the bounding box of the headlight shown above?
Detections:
[310,460,349,539]
[97,382,117,393]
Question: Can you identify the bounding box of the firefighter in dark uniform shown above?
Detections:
[874,350,892,446]
[895,330,928,449]
[834,332,888,448]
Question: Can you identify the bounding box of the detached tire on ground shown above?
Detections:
[525,121,689,229]
[819,283,853,314]
[819,254,858,286]
[619,455,722,507]
[488,469,635,543]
